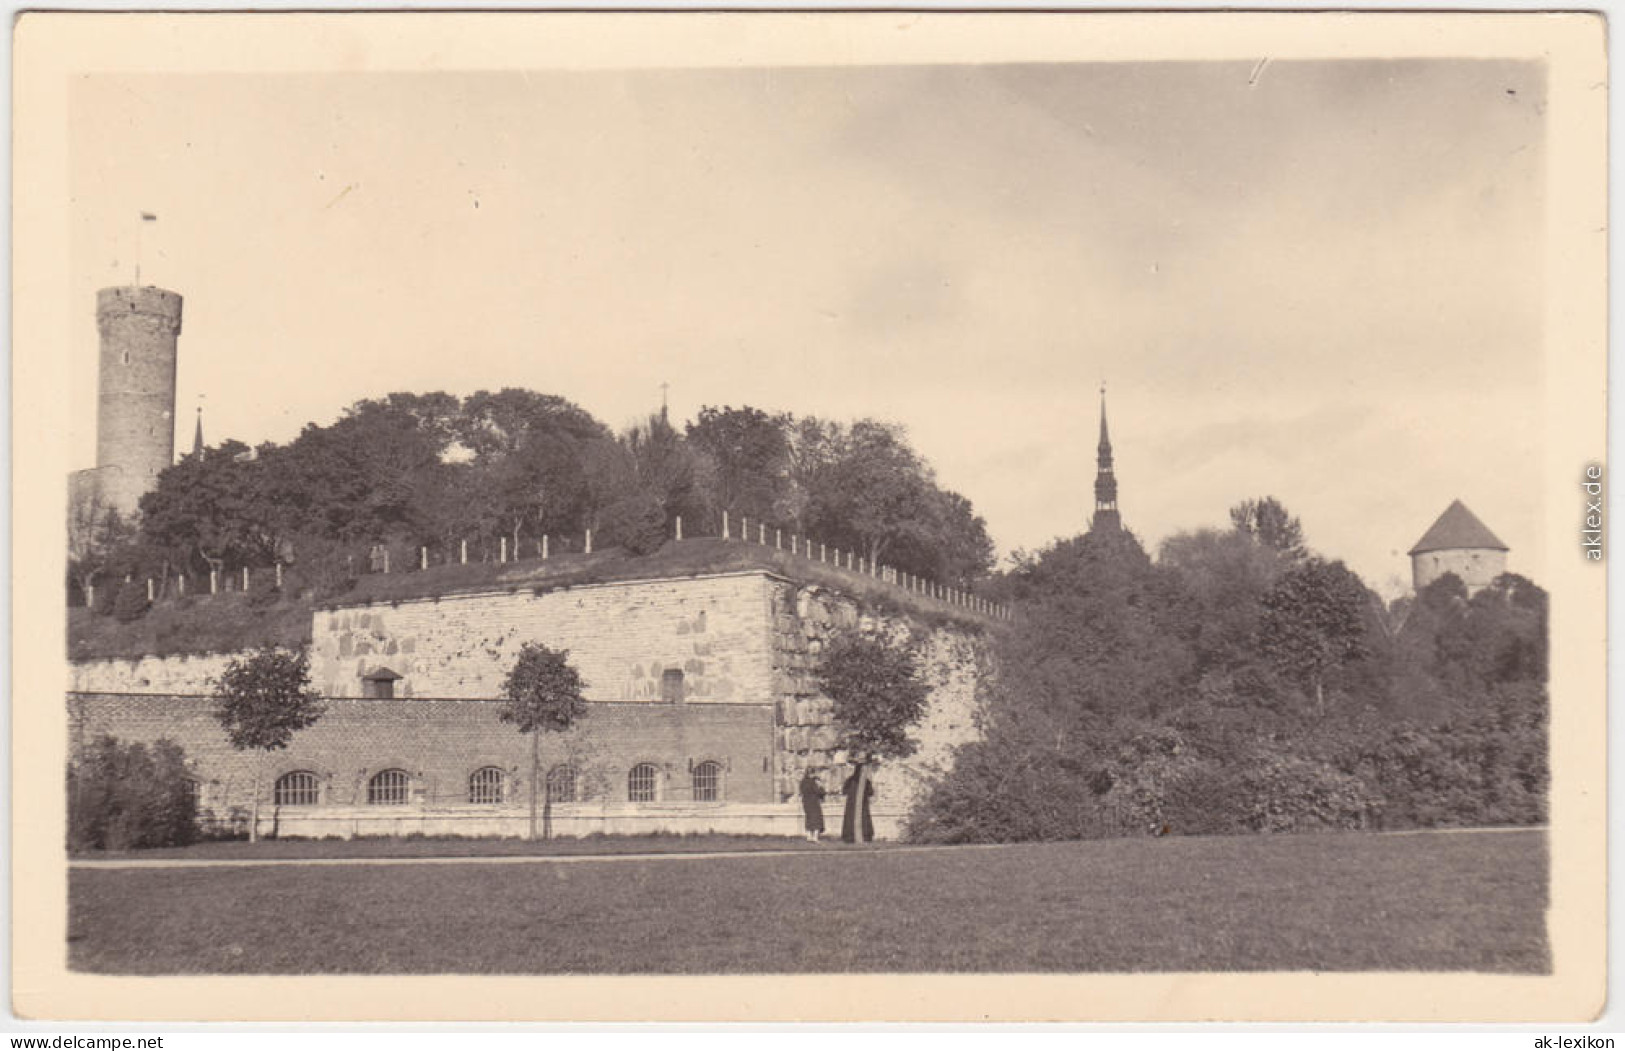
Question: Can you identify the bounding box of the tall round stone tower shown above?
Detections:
[94,286,182,517]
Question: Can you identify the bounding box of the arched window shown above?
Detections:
[368,769,411,806]
[546,764,578,804]
[468,767,505,805]
[628,763,659,803]
[274,771,320,807]
[692,760,722,803]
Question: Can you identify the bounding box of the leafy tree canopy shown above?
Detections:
[212,646,325,753]
[1257,557,1372,710]
[499,642,590,735]
[101,390,999,594]
[817,632,930,764]
[1229,496,1307,559]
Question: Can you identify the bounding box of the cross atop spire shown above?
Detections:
[1098,382,1111,456]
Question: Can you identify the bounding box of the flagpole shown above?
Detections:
[135,211,157,287]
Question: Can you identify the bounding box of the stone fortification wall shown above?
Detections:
[764,580,986,820]
[68,652,237,695]
[309,572,773,703]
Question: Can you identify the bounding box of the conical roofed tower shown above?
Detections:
[1408,499,1508,593]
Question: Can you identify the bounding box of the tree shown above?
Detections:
[790,416,994,582]
[1229,496,1307,559]
[456,388,608,551]
[685,405,793,524]
[139,439,275,574]
[212,647,325,842]
[67,481,134,608]
[816,631,931,843]
[625,411,708,534]
[499,643,589,839]
[1158,526,1292,678]
[1257,557,1372,714]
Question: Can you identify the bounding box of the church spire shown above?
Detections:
[191,406,204,459]
[1091,384,1121,532]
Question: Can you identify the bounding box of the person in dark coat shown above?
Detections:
[840,763,876,844]
[798,768,826,842]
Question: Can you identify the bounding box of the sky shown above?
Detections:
[68,59,1547,594]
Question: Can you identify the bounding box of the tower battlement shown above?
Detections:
[96,286,183,335]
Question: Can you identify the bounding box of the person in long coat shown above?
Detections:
[798,768,826,842]
[840,763,876,844]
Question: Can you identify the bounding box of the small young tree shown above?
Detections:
[499,642,589,839]
[816,631,931,843]
[212,646,325,842]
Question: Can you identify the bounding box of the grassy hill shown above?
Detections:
[70,538,1001,661]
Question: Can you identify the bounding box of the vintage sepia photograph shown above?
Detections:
[12,10,1607,1025]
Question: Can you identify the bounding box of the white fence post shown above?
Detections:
[586,529,593,554]
[500,537,508,563]
[275,563,283,588]
[542,535,550,560]
[420,547,428,571]
[723,510,730,540]
[460,539,468,565]
[676,516,683,541]
[146,578,154,601]
[209,569,218,595]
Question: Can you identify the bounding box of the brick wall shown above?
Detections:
[69,692,776,815]
[309,572,774,704]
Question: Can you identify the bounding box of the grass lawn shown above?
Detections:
[67,829,1549,975]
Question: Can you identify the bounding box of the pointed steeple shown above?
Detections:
[191,406,204,459]
[1091,384,1120,532]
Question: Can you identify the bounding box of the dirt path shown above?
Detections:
[67,826,1542,871]
[68,841,1010,870]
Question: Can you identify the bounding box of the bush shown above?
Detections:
[1239,754,1376,832]
[111,581,149,622]
[68,735,198,851]
[1344,682,1548,829]
[598,491,667,555]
